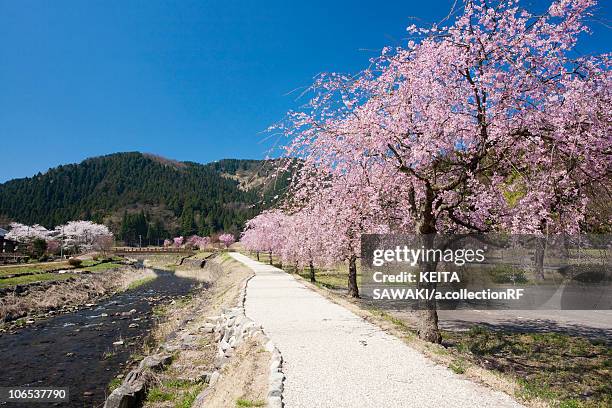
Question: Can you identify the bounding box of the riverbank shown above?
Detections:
[105,252,272,408]
[0,264,157,331]
[0,266,199,408]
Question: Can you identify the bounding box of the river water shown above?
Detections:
[0,268,199,407]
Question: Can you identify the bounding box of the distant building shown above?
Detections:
[0,228,18,255]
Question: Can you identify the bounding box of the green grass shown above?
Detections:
[145,379,204,407]
[163,379,195,389]
[250,251,361,291]
[236,398,266,407]
[445,328,611,407]
[449,358,467,374]
[173,384,204,408]
[127,276,157,290]
[0,272,77,288]
[146,387,174,402]
[173,295,193,308]
[296,268,362,290]
[108,377,122,392]
[0,261,72,278]
[516,378,558,401]
[0,259,124,279]
[152,305,168,317]
[79,262,123,272]
[102,351,115,360]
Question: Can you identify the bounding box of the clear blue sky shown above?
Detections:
[1,0,609,182]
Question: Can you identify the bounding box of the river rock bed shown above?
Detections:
[0,268,200,408]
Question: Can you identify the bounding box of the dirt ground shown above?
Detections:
[197,337,270,408]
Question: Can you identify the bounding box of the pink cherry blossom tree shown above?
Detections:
[185,235,212,250]
[276,0,611,342]
[196,236,211,250]
[241,210,290,264]
[218,233,236,249]
[173,236,184,247]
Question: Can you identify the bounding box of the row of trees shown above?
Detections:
[242,0,611,343]
[5,221,113,257]
[164,233,236,249]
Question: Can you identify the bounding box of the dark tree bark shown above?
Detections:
[348,255,359,298]
[534,236,546,280]
[415,215,442,344]
[417,255,442,344]
[269,250,273,265]
[309,260,316,283]
[256,251,260,261]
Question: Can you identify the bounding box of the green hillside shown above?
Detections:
[0,152,290,244]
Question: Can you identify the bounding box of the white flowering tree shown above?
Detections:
[55,221,113,253]
[5,222,51,243]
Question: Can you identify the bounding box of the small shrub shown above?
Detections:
[68,258,82,267]
[31,238,47,258]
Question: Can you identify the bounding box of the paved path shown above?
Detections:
[231,253,523,408]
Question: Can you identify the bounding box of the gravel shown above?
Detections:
[231,253,525,408]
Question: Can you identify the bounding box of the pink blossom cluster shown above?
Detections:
[167,235,212,249]
[185,235,212,250]
[218,233,236,248]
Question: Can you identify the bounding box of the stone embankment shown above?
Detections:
[196,275,284,407]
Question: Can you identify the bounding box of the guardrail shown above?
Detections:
[111,247,195,254]
[0,253,29,264]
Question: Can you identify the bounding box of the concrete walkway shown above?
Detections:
[231,253,523,408]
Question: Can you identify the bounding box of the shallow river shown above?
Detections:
[0,268,199,407]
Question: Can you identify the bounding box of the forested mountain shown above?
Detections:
[0,152,290,244]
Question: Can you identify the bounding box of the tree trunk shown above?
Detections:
[415,218,441,343]
[269,251,273,265]
[309,260,316,283]
[347,255,359,298]
[417,259,442,343]
[417,307,442,343]
[534,236,546,280]
[256,251,260,261]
